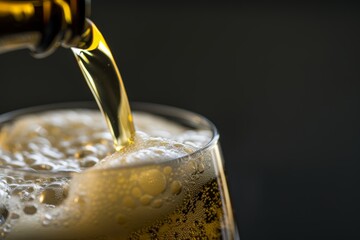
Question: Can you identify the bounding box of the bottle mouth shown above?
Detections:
[32,0,91,58]
[61,0,92,48]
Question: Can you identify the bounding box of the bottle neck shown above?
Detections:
[0,0,90,58]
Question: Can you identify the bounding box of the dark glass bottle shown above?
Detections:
[0,0,90,58]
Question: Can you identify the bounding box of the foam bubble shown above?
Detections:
[138,169,167,196]
[23,205,37,215]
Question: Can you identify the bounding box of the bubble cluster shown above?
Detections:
[0,110,113,173]
[0,173,71,238]
[130,179,225,240]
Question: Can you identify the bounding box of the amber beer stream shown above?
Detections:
[71,21,135,151]
[0,21,238,239]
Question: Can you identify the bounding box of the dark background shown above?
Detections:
[1,2,360,239]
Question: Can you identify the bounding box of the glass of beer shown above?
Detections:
[0,102,238,239]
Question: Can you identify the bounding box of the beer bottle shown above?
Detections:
[0,0,90,57]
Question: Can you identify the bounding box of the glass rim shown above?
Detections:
[0,101,219,177]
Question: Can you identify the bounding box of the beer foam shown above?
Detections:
[0,110,214,239]
[97,131,195,168]
[0,110,211,173]
[133,112,212,148]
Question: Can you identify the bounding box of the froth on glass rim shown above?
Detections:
[0,102,219,176]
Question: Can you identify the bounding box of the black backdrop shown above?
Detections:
[1,2,360,239]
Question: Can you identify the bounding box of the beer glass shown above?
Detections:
[0,102,238,239]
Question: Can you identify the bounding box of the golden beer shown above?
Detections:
[0,103,238,239]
